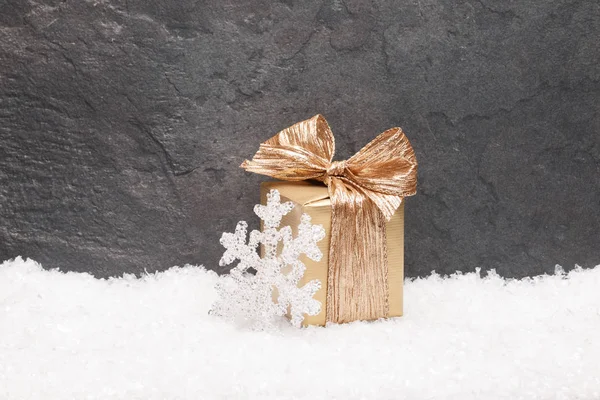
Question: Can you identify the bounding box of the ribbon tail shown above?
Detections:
[326,178,389,323]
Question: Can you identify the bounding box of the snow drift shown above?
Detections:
[1,257,599,400]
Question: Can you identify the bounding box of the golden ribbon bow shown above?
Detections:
[242,114,418,323]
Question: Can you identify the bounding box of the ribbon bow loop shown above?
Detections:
[241,115,334,181]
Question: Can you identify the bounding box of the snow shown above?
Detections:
[1,257,599,400]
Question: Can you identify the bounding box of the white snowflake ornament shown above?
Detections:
[211,189,326,329]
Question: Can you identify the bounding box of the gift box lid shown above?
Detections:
[261,180,330,208]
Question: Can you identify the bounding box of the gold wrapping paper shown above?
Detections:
[261,180,404,327]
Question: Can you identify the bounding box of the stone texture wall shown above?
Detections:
[1,0,598,278]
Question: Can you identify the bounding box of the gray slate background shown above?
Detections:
[1,0,598,278]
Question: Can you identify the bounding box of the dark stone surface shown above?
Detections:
[1,0,598,278]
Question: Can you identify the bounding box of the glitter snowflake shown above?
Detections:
[211,189,326,329]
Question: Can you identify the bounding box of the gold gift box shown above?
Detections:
[261,180,405,326]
